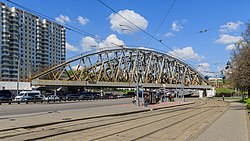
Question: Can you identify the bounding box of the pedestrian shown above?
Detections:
[169,94,172,102]
[144,95,149,107]
[132,96,136,104]
[222,95,224,101]
[161,95,164,102]
[172,93,175,102]
[156,90,160,104]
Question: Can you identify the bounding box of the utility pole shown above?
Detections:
[120,24,141,106]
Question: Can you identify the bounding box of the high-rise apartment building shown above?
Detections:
[0,2,66,82]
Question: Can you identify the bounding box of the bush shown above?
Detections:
[244,98,250,109]
[215,87,235,97]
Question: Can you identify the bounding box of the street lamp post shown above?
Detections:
[175,82,178,99]
[181,74,185,102]
[120,24,141,106]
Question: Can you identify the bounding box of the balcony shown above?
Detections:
[9,75,18,80]
[10,38,19,43]
[2,62,10,66]
[9,22,19,27]
[2,71,10,75]
[2,30,10,34]
[2,47,10,51]
[2,75,11,80]
[9,43,19,49]
[2,53,10,58]
[9,48,19,53]
[2,57,11,62]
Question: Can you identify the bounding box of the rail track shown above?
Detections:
[0,99,229,141]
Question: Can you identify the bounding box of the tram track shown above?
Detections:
[0,100,229,141]
[0,100,202,140]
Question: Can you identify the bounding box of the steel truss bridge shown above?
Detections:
[31,47,211,89]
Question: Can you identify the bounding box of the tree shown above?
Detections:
[229,22,250,97]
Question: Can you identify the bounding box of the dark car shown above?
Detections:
[79,92,100,100]
[65,94,80,101]
[0,90,13,103]
[104,93,116,99]
[90,92,101,99]
[79,93,92,100]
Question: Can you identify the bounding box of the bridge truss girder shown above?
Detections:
[31,47,210,87]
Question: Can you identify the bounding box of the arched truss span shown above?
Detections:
[31,47,210,86]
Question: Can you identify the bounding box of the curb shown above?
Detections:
[0,101,195,132]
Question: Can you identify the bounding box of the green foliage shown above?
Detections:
[244,98,250,109]
[216,87,234,94]
[229,22,250,97]
[216,87,235,97]
[215,87,236,97]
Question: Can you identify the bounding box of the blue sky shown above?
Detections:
[3,0,249,76]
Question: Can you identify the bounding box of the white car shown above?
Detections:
[43,95,60,101]
[14,91,42,102]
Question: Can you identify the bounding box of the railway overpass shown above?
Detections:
[31,47,211,90]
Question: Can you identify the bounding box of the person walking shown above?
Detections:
[132,96,136,104]
[144,95,149,107]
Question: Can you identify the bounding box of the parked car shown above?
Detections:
[90,92,101,99]
[79,92,101,100]
[0,90,12,103]
[65,94,80,101]
[79,93,92,100]
[117,95,125,98]
[104,93,115,99]
[43,95,60,101]
[14,91,43,102]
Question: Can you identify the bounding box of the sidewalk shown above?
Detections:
[195,102,249,141]
[0,100,194,131]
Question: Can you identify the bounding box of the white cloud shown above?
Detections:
[165,32,175,37]
[109,9,148,34]
[171,19,187,32]
[220,21,243,33]
[225,44,236,50]
[197,63,213,76]
[66,42,78,51]
[168,47,204,61]
[171,21,182,31]
[77,16,89,26]
[81,34,125,52]
[99,34,125,48]
[216,66,223,73]
[81,36,98,52]
[214,34,242,45]
[71,65,83,71]
[55,15,70,23]
[198,63,210,71]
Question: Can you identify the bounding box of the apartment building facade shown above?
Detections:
[0,2,66,82]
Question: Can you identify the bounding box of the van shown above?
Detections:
[14,91,43,102]
[0,90,13,102]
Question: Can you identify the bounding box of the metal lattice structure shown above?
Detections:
[31,47,210,88]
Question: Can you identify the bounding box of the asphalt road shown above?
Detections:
[0,98,131,116]
[0,99,230,141]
